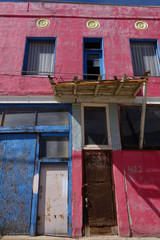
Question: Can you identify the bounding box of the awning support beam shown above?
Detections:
[139,82,147,150]
[133,82,143,97]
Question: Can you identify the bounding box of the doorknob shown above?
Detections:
[85,198,92,208]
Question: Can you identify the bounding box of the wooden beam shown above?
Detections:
[74,85,77,95]
[55,79,147,87]
[52,85,57,96]
[114,83,123,95]
[94,85,100,96]
[139,82,148,150]
[133,82,143,96]
[98,75,102,81]
[121,74,128,82]
[74,76,78,82]
[48,75,54,84]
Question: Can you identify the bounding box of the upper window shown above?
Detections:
[83,38,104,80]
[120,106,160,149]
[22,37,56,75]
[130,40,160,77]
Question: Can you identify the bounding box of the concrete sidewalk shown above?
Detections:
[1,236,160,240]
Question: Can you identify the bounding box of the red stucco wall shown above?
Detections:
[72,150,83,236]
[0,2,160,96]
[113,150,160,237]
[113,150,130,237]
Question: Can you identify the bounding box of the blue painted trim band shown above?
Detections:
[40,158,69,162]
[0,126,69,133]
[0,0,160,5]
[30,134,40,236]
[0,103,71,109]
[41,132,69,136]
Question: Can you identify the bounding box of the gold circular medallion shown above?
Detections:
[36,18,50,28]
[86,19,100,29]
[135,20,148,30]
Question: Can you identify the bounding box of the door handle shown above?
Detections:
[85,198,92,208]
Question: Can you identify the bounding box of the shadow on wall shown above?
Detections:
[114,150,160,236]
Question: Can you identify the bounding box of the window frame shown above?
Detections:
[83,37,105,80]
[129,38,160,77]
[22,37,56,76]
[0,104,71,133]
[81,103,111,149]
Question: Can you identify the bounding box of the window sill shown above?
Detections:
[83,144,112,150]
[21,74,54,78]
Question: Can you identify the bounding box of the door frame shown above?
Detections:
[81,103,112,150]
[37,161,70,235]
[30,133,72,237]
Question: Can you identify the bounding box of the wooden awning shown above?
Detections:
[48,73,149,150]
[49,75,148,98]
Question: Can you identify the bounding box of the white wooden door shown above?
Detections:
[37,164,68,235]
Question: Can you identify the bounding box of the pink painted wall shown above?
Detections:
[0,2,160,96]
[113,150,130,237]
[72,150,83,236]
[113,150,160,237]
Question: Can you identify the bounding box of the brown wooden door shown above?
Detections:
[83,150,117,236]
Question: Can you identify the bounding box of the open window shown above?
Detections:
[22,37,56,75]
[83,38,105,80]
[120,106,160,149]
[130,39,160,76]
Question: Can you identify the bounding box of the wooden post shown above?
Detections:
[139,82,147,150]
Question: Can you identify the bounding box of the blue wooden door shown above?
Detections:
[0,134,37,234]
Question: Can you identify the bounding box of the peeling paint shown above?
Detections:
[32,173,39,194]
[0,134,37,234]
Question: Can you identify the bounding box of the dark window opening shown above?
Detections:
[84,41,101,50]
[120,106,160,149]
[87,54,100,80]
[84,107,108,145]
[84,38,103,81]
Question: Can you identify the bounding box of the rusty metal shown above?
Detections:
[83,150,117,235]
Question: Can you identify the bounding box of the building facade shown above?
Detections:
[0,1,160,237]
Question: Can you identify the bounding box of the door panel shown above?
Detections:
[0,134,37,234]
[83,150,116,235]
[37,164,68,235]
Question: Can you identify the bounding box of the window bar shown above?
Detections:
[1,109,5,127]
[35,109,38,126]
